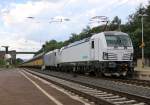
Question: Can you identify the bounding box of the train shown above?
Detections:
[21,31,134,77]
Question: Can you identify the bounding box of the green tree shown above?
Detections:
[123,4,150,58]
[15,58,24,65]
[110,16,121,31]
[0,59,6,66]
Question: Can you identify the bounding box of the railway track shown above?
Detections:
[79,73,150,88]
[101,77,150,88]
[25,69,150,105]
[28,68,150,88]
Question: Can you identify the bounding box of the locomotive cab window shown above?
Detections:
[105,35,132,47]
[91,41,94,49]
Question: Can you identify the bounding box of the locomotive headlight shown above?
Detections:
[130,53,133,60]
[103,52,108,60]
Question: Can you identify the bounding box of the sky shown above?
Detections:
[0,0,149,59]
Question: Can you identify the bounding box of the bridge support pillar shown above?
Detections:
[10,50,16,65]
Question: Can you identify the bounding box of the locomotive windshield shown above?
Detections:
[105,35,132,47]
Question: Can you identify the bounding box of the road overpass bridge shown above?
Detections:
[15,51,36,54]
[0,50,36,64]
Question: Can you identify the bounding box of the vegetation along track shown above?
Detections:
[25,68,150,105]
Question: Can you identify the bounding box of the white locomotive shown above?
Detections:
[43,31,134,77]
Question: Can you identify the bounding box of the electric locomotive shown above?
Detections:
[22,31,134,77]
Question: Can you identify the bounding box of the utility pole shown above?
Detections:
[141,15,144,68]
[42,45,46,54]
[139,14,147,68]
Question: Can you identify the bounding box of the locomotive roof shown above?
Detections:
[60,31,128,51]
[61,37,90,50]
[91,31,128,39]
[45,49,59,55]
[103,31,128,35]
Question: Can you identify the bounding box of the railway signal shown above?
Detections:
[139,42,145,48]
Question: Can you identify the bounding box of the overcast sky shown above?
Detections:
[0,0,149,59]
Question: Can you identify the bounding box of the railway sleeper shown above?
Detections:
[113,100,136,104]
